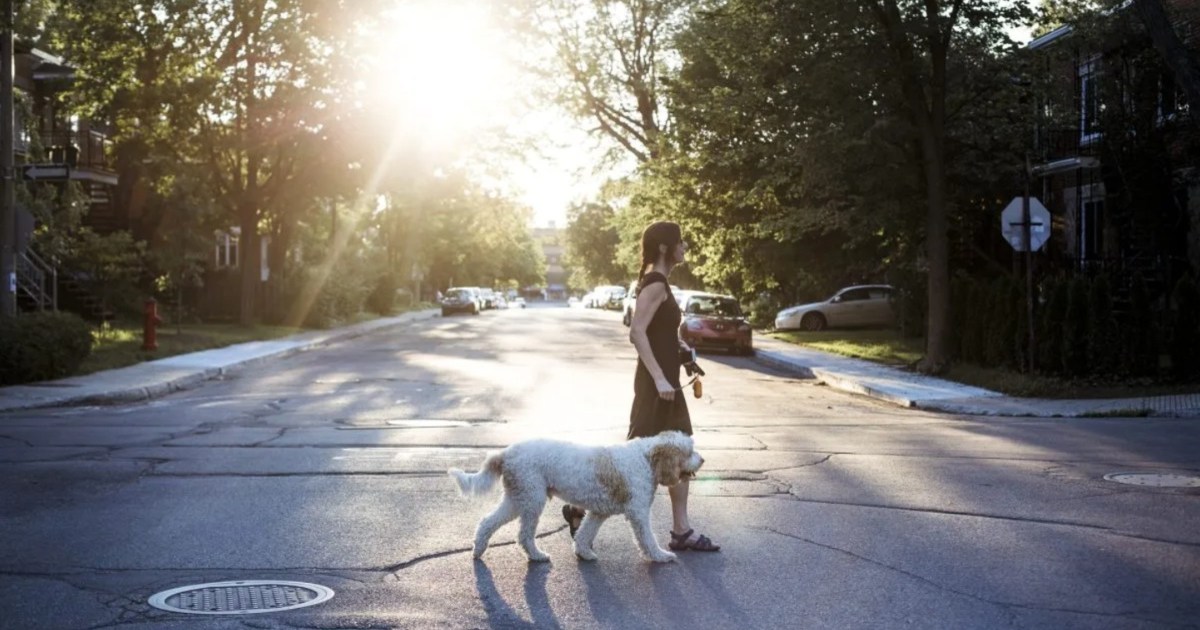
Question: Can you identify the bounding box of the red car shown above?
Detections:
[678,292,754,355]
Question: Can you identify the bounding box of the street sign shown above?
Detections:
[21,164,70,181]
[1000,196,1050,252]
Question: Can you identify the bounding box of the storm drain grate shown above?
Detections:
[1103,472,1200,488]
[148,580,334,615]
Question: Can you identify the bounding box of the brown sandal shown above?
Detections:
[668,529,720,552]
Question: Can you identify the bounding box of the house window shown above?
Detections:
[1080,57,1102,144]
[215,229,239,269]
[1158,73,1188,121]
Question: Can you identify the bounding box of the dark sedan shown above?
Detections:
[441,287,481,316]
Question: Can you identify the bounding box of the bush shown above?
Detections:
[1123,276,1158,377]
[0,311,94,385]
[1062,276,1090,376]
[1170,275,1200,378]
[889,267,926,338]
[1038,277,1068,374]
[366,273,400,315]
[1087,275,1119,376]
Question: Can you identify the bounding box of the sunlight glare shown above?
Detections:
[367,1,515,149]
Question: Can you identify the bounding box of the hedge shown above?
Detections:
[0,311,93,385]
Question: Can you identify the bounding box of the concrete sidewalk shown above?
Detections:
[0,309,440,412]
[753,336,1200,418]
[1,310,1197,417]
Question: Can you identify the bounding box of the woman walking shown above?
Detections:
[564,220,719,552]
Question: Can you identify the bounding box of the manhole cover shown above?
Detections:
[148,580,334,615]
[1103,472,1200,488]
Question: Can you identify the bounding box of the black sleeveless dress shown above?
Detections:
[627,272,693,439]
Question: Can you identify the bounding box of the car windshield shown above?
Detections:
[445,289,471,299]
[688,296,742,317]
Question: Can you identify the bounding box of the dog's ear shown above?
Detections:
[650,444,685,486]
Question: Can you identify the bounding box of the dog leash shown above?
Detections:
[674,374,703,398]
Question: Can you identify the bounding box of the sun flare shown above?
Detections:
[364,1,516,148]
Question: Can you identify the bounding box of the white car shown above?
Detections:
[774,285,896,331]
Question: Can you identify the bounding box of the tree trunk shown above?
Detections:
[238,44,260,327]
[919,136,952,374]
[238,197,259,327]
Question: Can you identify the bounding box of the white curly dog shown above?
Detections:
[448,431,703,563]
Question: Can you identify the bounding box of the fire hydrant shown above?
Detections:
[142,298,162,351]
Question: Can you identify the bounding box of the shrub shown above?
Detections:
[1087,275,1119,376]
[1038,277,1068,374]
[366,272,400,315]
[889,267,926,338]
[1122,275,1158,377]
[1170,275,1200,378]
[1062,276,1090,376]
[0,311,93,385]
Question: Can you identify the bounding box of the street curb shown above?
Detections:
[752,348,815,379]
[0,309,439,411]
[753,349,918,408]
[809,368,917,408]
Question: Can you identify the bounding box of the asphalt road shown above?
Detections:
[1,303,1198,629]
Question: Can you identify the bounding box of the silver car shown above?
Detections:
[774,285,896,331]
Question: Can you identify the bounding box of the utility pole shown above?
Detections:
[0,0,14,317]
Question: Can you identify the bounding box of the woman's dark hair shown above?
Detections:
[636,221,682,293]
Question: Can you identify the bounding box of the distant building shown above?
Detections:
[532,225,567,300]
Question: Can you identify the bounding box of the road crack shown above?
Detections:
[759,527,1172,624]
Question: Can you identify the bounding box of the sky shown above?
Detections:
[369,0,1037,230]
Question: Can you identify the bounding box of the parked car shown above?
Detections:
[510,297,526,309]
[478,288,499,310]
[441,287,482,316]
[623,282,683,326]
[774,284,896,331]
[587,285,624,309]
[622,280,638,326]
[678,292,754,355]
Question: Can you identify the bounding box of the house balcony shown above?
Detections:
[37,126,119,186]
[1035,127,1100,163]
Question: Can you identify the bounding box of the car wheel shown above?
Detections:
[801,312,826,331]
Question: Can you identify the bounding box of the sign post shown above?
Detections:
[1001,168,1051,371]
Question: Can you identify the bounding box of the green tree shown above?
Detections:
[562,201,625,289]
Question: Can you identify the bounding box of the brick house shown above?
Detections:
[1027,0,1200,307]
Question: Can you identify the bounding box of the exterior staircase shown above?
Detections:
[14,248,115,323]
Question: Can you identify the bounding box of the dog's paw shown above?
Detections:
[649,550,677,563]
[573,545,598,561]
[526,551,551,563]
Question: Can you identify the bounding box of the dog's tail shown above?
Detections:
[448,451,504,497]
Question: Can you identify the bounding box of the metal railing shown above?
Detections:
[15,249,57,311]
[38,129,114,170]
[1035,127,1101,162]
